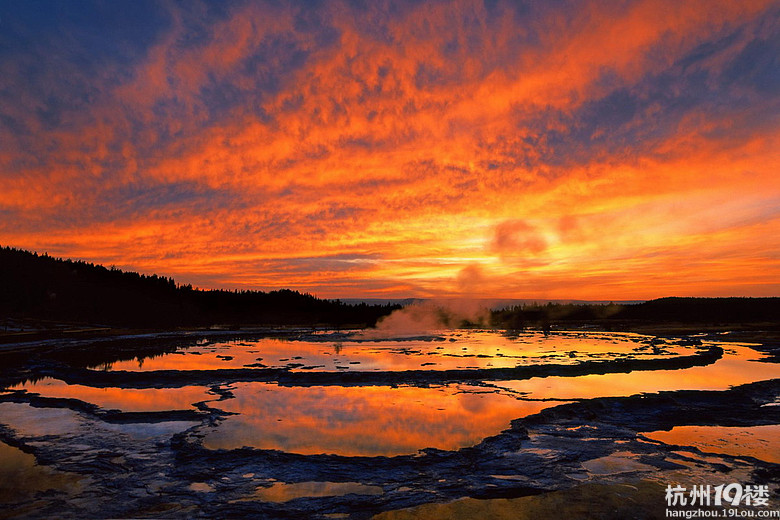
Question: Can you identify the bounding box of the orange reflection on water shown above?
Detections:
[10,378,211,412]
[203,383,554,456]
[0,440,81,505]
[373,481,669,520]
[104,338,295,371]
[490,344,778,400]
[104,331,684,373]
[248,481,383,503]
[643,425,780,464]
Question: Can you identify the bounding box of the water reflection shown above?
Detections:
[3,332,775,463]
[99,331,698,373]
[488,344,776,400]
[373,481,669,520]
[0,402,198,440]
[0,440,80,506]
[189,482,215,493]
[8,378,212,412]
[580,451,655,475]
[642,425,780,463]
[0,402,82,437]
[247,481,383,502]
[202,383,552,456]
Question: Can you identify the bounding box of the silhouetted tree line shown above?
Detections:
[0,247,399,328]
[490,297,780,329]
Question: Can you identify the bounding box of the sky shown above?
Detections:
[0,0,778,300]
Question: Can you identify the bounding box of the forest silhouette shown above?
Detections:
[0,246,398,329]
[1,246,777,332]
[489,297,780,330]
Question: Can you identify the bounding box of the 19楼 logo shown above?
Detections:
[664,484,780,518]
[666,484,770,507]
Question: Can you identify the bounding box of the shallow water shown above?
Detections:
[0,329,777,518]
[372,481,670,520]
[0,440,81,503]
[4,331,773,458]
[8,379,213,412]
[488,343,775,400]
[0,401,199,440]
[95,330,696,372]
[200,382,556,455]
[642,424,780,463]
[248,481,384,502]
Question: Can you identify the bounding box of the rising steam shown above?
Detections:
[358,299,492,339]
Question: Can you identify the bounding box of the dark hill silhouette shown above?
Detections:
[490,297,780,329]
[615,297,780,323]
[0,246,398,329]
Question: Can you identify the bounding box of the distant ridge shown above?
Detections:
[339,298,422,307]
[339,298,646,308]
[616,296,780,323]
[0,246,398,329]
[490,296,780,329]
[2,246,777,332]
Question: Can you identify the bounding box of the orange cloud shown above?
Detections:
[0,0,777,299]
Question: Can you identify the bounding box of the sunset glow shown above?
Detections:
[1,0,778,299]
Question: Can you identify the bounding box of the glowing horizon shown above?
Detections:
[1,0,778,300]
